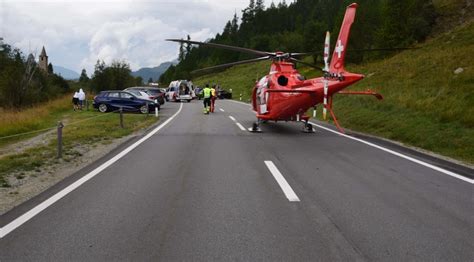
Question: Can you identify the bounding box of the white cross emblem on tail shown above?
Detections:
[335,40,344,58]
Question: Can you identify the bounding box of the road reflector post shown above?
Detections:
[57,121,64,159]
[120,107,124,128]
[313,107,317,118]
[240,93,242,101]
[155,100,159,117]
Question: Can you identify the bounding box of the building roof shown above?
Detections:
[40,46,47,57]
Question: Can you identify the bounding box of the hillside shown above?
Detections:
[194,21,474,165]
[432,0,473,33]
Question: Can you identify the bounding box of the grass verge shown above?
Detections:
[0,96,158,187]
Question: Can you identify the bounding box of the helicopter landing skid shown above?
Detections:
[249,121,262,132]
[302,121,314,133]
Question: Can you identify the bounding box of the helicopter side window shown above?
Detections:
[296,74,306,81]
[277,75,288,86]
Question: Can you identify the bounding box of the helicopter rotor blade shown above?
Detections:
[166,39,272,57]
[348,47,420,52]
[191,56,271,74]
[289,58,324,71]
[295,47,419,57]
[289,52,313,57]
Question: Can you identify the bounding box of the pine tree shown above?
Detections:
[185,35,192,57]
[79,69,89,83]
[148,77,153,84]
[376,0,406,47]
[222,21,232,39]
[91,60,108,91]
[242,0,256,25]
[47,63,53,74]
[135,76,143,86]
[269,1,276,9]
[231,13,239,35]
[178,39,185,62]
[278,0,287,8]
[255,0,265,12]
[94,60,106,76]
[228,13,239,46]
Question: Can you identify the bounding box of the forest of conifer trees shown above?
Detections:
[160,0,437,84]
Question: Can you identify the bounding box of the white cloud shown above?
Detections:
[1,0,277,75]
[81,16,181,72]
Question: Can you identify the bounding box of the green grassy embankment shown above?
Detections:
[0,95,159,187]
[194,22,474,165]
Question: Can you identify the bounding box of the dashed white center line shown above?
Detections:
[264,161,300,202]
[219,108,225,112]
[228,115,246,132]
[236,123,246,131]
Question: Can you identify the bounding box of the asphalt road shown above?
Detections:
[1,99,473,261]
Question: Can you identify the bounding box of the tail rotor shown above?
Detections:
[323,31,330,120]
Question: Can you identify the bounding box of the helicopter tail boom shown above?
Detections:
[329,3,358,73]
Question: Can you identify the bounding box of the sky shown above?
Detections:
[0,0,287,75]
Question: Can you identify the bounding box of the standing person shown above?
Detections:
[72,91,79,111]
[78,88,86,110]
[210,84,217,113]
[202,84,211,114]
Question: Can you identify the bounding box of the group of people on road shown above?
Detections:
[72,88,86,111]
[202,84,217,114]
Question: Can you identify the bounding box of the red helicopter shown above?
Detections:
[167,3,383,133]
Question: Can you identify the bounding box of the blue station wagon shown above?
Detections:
[93,90,159,113]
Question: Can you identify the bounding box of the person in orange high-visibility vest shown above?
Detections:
[210,85,217,113]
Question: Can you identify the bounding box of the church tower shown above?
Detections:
[39,46,48,72]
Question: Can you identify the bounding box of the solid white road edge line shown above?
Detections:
[219,108,225,112]
[308,121,474,184]
[264,161,300,202]
[236,123,246,131]
[229,116,236,122]
[0,103,185,239]
[226,100,473,184]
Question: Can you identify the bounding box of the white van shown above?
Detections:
[167,80,194,102]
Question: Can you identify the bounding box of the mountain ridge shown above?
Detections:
[53,65,80,80]
[132,61,175,82]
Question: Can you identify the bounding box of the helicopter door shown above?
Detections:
[256,77,268,114]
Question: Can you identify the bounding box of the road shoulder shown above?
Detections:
[0,104,180,222]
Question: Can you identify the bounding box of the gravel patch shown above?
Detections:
[0,133,135,215]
